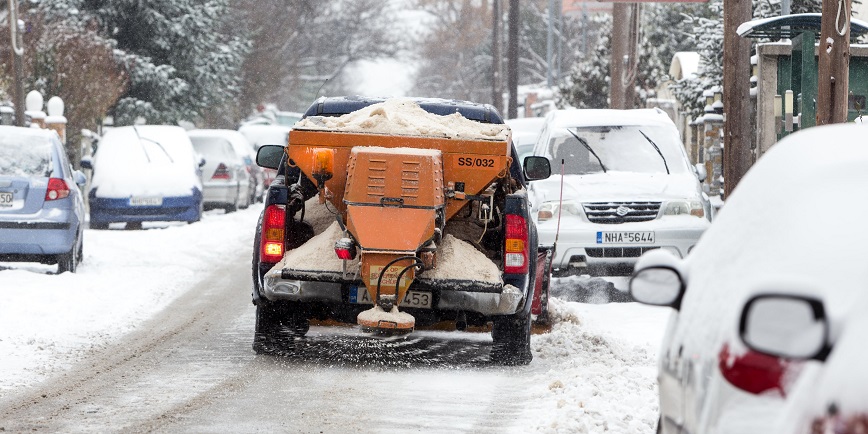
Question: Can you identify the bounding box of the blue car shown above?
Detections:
[83,125,204,229]
[0,126,87,273]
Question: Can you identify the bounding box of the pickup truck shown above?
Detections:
[250,96,552,365]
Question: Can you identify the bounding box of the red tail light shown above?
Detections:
[260,204,286,263]
[718,343,788,396]
[334,237,357,260]
[504,214,529,274]
[45,178,70,201]
[211,163,232,180]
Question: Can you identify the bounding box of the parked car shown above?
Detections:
[527,108,711,278]
[0,126,86,273]
[83,125,203,229]
[629,123,868,433]
[187,129,252,212]
[505,116,545,163]
[238,124,291,199]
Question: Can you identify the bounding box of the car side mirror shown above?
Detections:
[256,144,285,170]
[523,156,551,181]
[694,163,707,182]
[629,249,686,309]
[73,170,87,187]
[739,294,830,361]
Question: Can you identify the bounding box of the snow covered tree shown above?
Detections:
[35,0,249,126]
[559,9,666,110]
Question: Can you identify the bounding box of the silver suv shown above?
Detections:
[527,108,712,277]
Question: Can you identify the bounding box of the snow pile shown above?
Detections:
[294,98,509,141]
[421,234,501,284]
[526,300,670,433]
[282,221,360,273]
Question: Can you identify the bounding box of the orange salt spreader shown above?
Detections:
[287,128,512,332]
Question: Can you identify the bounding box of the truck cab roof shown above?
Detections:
[303,96,505,125]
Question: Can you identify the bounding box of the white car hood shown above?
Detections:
[530,171,701,203]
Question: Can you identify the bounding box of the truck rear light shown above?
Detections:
[260,204,285,263]
[718,343,788,396]
[334,237,356,260]
[504,214,528,274]
[45,178,70,201]
[211,163,232,180]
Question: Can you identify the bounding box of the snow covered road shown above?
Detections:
[0,206,671,433]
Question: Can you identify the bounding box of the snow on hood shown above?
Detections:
[668,123,868,386]
[294,98,509,141]
[91,126,202,199]
[531,171,701,203]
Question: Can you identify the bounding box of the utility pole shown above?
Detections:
[492,0,502,113]
[8,0,25,127]
[816,0,851,125]
[722,0,753,198]
[609,3,638,109]
[507,0,519,119]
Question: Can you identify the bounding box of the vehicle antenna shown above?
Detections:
[550,158,565,276]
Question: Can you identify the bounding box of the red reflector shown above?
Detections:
[334,237,356,260]
[718,343,787,396]
[504,214,528,274]
[211,163,232,180]
[260,204,286,263]
[45,178,70,201]
[335,248,354,260]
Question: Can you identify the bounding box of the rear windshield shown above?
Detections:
[190,137,236,159]
[0,133,52,177]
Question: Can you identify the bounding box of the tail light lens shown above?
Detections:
[260,204,286,263]
[718,343,788,396]
[211,163,232,180]
[504,214,529,274]
[45,178,70,201]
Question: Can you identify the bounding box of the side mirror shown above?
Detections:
[73,170,87,187]
[739,294,830,361]
[629,266,685,308]
[629,248,686,309]
[523,156,551,181]
[80,156,93,170]
[256,144,285,170]
[694,163,707,182]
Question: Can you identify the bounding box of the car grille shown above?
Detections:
[582,201,661,224]
[585,246,659,258]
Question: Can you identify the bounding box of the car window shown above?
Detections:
[0,133,52,177]
[546,125,688,175]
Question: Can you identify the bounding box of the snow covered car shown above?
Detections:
[527,108,711,278]
[0,126,87,273]
[83,125,203,229]
[188,129,252,212]
[237,124,291,200]
[629,123,868,434]
[506,116,545,163]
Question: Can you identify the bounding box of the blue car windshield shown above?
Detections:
[0,133,52,177]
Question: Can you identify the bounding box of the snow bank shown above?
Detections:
[294,98,509,141]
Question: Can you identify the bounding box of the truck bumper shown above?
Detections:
[262,271,524,316]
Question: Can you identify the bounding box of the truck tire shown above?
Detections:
[490,308,533,366]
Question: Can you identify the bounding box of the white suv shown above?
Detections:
[527,108,711,277]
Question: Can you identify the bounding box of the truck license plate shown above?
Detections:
[349,286,433,309]
[0,191,12,207]
[596,231,655,244]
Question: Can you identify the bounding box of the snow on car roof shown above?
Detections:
[547,108,675,128]
[294,98,510,141]
[189,129,254,157]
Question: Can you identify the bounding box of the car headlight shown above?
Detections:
[663,200,705,218]
[538,200,581,221]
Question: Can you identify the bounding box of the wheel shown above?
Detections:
[252,300,309,354]
[126,221,143,230]
[490,307,533,365]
